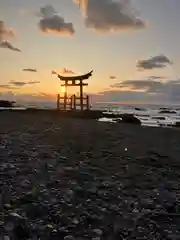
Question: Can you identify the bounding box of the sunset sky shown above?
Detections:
[1,0,180,103]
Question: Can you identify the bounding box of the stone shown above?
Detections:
[4,236,10,240]
[159,110,176,114]
[5,222,14,231]
[4,204,11,210]
[0,221,4,226]
[0,100,14,108]
[93,229,103,235]
[64,235,75,240]
[9,212,23,219]
[117,114,141,125]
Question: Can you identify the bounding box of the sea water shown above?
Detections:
[2,101,180,128]
[95,103,180,127]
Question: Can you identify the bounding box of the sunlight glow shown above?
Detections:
[61,86,66,93]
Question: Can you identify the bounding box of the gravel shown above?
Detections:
[0,111,180,239]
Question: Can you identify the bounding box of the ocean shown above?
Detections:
[1,101,180,128]
[96,103,180,127]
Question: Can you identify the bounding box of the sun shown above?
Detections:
[61,86,66,93]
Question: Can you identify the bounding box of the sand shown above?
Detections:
[1,111,180,239]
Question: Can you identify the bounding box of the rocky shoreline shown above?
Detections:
[0,100,15,108]
[1,112,180,239]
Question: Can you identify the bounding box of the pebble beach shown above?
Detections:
[1,111,180,239]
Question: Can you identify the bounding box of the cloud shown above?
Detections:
[149,76,165,80]
[90,78,180,103]
[91,90,153,103]
[22,68,37,72]
[0,21,21,52]
[2,78,180,103]
[27,81,40,84]
[52,68,75,75]
[52,70,57,75]
[9,81,27,87]
[38,5,75,36]
[62,68,75,74]
[111,79,163,92]
[0,91,56,102]
[0,84,19,90]
[0,20,14,41]
[110,75,116,80]
[0,84,10,88]
[0,41,21,52]
[73,0,145,33]
[137,55,172,70]
[9,81,40,87]
[110,78,180,101]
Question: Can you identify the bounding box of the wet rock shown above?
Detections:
[159,110,176,114]
[4,204,12,210]
[135,107,146,111]
[152,116,166,120]
[0,100,14,108]
[4,236,10,240]
[117,114,141,125]
[9,212,23,219]
[93,229,103,235]
[23,202,50,219]
[4,212,30,240]
[156,185,177,212]
[64,235,75,240]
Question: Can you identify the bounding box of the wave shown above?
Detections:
[99,104,180,128]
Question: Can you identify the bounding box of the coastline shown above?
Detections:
[1,107,180,128]
[1,111,180,238]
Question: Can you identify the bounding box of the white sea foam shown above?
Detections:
[100,104,180,128]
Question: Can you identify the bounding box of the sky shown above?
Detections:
[1,0,180,103]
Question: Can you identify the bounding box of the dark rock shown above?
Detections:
[93,229,103,235]
[0,100,15,108]
[4,213,30,240]
[117,114,141,125]
[160,107,170,110]
[159,110,176,114]
[64,235,75,240]
[152,116,166,120]
[135,107,146,111]
[102,113,121,119]
[23,203,50,219]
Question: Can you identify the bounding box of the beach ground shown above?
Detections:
[1,111,180,239]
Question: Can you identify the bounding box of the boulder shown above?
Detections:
[152,116,166,120]
[117,114,141,125]
[135,107,146,111]
[0,100,14,108]
[159,110,176,114]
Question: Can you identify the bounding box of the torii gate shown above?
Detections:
[55,70,93,111]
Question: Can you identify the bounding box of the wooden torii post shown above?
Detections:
[56,70,93,111]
